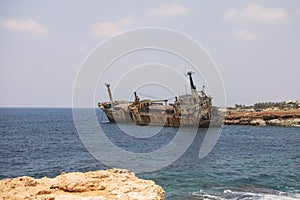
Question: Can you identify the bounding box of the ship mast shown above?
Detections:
[105,83,114,108]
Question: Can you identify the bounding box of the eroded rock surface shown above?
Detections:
[225,109,300,126]
[0,169,164,200]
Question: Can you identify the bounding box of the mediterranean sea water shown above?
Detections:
[0,108,299,199]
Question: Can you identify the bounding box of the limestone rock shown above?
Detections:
[225,109,300,126]
[266,119,281,126]
[0,169,164,200]
[250,118,266,126]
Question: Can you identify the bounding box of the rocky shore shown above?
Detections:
[225,109,300,126]
[0,168,164,200]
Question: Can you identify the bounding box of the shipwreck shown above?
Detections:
[98,70,221,127]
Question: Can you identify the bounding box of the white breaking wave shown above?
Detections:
[191,189,300,200]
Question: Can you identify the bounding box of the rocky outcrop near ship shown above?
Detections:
[225,109,300,126]
[0,168,164,200]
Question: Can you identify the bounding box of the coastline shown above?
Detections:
[224,108,300,127]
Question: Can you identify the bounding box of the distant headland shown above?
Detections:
[224,100,300,127]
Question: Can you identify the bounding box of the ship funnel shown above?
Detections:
[185,70,199,99]
[105,83,114,108]
[185,70,196,90]
[185,69,194,76]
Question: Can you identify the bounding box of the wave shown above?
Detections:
[191,188,300,200]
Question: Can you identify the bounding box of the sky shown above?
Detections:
[0,0,300,107]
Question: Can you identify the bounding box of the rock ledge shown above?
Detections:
[225,109,300,126]
[0,168,164,200]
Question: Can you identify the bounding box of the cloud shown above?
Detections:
[233,29,257,40]
[225,9,238,19]
[91,16,138,37]
[91,22,123,37]
[225,4,286,22]
[212,33,225,41]
[146,3,188,18]
[0,18,48,34]
[91,4,188,37]
[75,45,86,52]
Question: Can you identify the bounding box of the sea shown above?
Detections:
[0,108,299,200]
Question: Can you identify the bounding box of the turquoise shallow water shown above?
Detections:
[0,108,299,199]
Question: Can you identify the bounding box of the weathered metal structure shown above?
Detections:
[98,71,217,127]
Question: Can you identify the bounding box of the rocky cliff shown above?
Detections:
[225,109,300,126]
[0,168,164,200]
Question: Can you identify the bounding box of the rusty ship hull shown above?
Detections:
[98,71,223,127]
